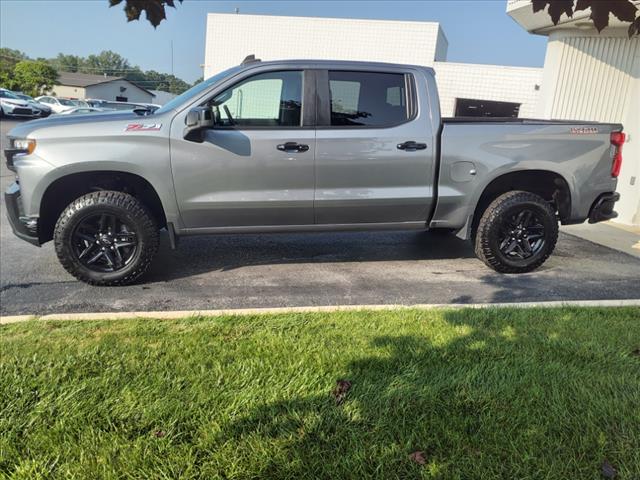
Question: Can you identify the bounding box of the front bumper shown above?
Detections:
[3,104,35,117]
[588,192,620,224]
[5,182,40,246]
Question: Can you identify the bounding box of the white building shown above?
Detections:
[204,9,638,226]
[203,13,542,118]
[508,0,639,226]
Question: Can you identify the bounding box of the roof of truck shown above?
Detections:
[237,58,435,74]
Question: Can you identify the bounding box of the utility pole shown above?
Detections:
[170,40,174,93]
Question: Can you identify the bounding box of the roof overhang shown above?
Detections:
[507,0,640,35]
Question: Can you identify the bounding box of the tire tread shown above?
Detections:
[474,190,558,274]
[54,191,158,286]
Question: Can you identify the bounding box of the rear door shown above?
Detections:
[314,68,436,224]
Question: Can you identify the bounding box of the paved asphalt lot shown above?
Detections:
[1,118,639,315]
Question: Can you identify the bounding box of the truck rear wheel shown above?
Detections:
[54,191,159,285]
[474,191,558,273]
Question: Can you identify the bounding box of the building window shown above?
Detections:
[116,96,128,102]
[328,71,409,127]
[454,98,521,118]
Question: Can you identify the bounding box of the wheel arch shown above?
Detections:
[38,170,167,244]
[470,169,572,238]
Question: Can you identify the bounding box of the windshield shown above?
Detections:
[0,90,20,99]
[58,98,76,106]
[16,93,32,100]
[154,66,242,115]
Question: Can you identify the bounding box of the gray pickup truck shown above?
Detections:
[5,58,625,285]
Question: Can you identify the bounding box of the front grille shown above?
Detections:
[12,108,32,115]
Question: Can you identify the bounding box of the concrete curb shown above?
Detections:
[1,299,639,325]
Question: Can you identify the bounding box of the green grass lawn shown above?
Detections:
[1,307,639,479]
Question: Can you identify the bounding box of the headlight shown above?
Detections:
[13,138,36,155]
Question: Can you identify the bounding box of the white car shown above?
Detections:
[13,92,52,117]
[56,107,105,115]
[70,99,91,108]
[0,88,39,118]
[34,96,77,113]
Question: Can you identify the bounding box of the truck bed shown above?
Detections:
[442,117,623,128]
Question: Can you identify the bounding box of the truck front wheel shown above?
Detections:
[474,191,558,273]
[54,191,159,285]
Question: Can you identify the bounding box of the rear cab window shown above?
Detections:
[328,71,411,127]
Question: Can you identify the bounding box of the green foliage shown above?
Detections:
[1,307,639,479]
[49,53,84,73]
[0,48,191,95]
[0,48,28,90]
[83,50,132,77]
[4,61,57,96]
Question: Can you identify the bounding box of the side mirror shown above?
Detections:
[184,106,214,142]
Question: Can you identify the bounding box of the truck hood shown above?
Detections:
[7,110,144,138]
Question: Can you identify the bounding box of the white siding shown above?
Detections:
[51,85,86,99]
[537,31,640,225]
[204,13,447,78]
[433,62,543,117]
[539,34,639,122]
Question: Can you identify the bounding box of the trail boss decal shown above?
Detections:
[125,123,162,132]
[570,127,599,135]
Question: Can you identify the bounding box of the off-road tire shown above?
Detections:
[474,190,558,273]
[54,191,159,285]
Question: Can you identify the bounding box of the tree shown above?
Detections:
[109,0,183,28]
[0,48,28,89]
[12,61,58,96]
[532,0,640,37]
[82,50,132,77]
[50,53,83,73]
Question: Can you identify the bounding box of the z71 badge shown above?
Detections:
[125,123,162,132]
[570,127,598,135]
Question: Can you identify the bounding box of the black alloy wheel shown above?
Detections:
[497,208,546,260]
[72,213,139,272]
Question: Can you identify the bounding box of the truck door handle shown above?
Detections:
[277,142,309,152]
[397,141,427,151]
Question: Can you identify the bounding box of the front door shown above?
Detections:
[314,69,436,224]
[170,69,315,229]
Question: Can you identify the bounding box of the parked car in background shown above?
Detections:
[34,96,76,113]
[86,99,159,114]
[12,92,52,117]
[70,99,91,108]
[56,107,105,115]
[0,89,40,118]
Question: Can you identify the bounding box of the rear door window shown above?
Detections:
[328,71,409,127]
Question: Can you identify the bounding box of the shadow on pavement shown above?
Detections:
[145,230,477,282]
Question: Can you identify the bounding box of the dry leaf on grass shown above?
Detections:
[332,379,352,405]
[409,451,427,465]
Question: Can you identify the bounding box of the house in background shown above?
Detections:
[51,72,155,103]
[149,89,177,105]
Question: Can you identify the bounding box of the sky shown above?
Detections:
[0,0,547,83]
